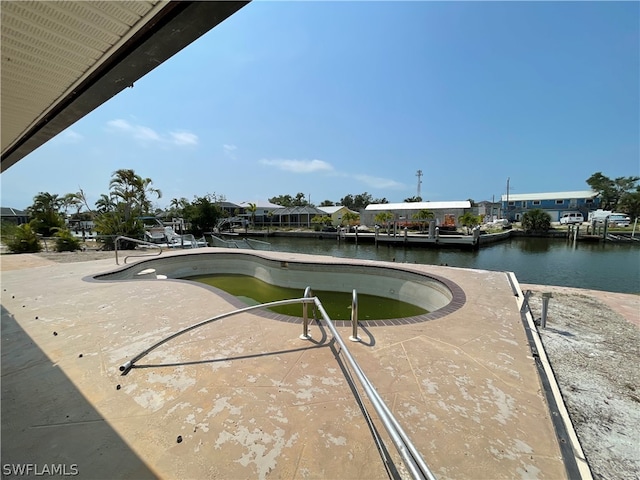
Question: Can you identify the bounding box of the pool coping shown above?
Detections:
[89,248,467,327]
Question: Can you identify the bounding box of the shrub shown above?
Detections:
[3,223,42,253]
[93,211,142,250]
[54,229,82,252]
[521,209,552,232]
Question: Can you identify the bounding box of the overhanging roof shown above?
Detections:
[1,0,249,172]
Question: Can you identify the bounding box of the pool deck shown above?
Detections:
[1,248,591,479]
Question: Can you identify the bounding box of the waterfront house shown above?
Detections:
[271,205,328,228]
[362,201,472,228]
[0,207,29,225]
[236,200,281,226]
[318,205,359,227]
[500,190,600,222]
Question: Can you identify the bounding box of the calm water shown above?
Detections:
[253,236,640,294]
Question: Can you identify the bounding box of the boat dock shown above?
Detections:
[566,224,640,243]
[340,229,512,249]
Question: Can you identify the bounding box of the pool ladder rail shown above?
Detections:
[114,235,163,265]
[118,287,437,480]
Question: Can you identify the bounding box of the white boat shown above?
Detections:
[143,218,207,249]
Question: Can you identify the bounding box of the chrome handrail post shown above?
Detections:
[300,286,313,339]
[115,235,121,265]
[349,289,360,342]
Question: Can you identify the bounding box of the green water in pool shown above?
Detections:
[186,274,428,320]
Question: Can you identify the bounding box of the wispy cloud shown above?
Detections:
[106,119,198,146]
[259,158,334,173]
[223,144,237,159]
[354,174,405,189]
[170,131,198,146]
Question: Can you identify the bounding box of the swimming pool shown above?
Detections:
[94,249,466,326]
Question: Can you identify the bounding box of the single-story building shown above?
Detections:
[362,201,472,228]
[270,205,328,228]
[235,200,281,225]
[317,206,359,226]
[0,207,29,225]
[500,191,600,222]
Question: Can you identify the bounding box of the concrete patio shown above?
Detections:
[1,248,589,479]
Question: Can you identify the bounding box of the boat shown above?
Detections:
[142,217,207,249]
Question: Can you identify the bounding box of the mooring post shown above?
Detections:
[540,292,552,328]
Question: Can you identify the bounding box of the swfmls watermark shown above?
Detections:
[2,464,79,476]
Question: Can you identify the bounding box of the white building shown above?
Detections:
[362,201,472,227]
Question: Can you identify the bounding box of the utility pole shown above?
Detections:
[506,177,510,221]
[416,170,423,199]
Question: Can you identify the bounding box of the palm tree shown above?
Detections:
[458,212,480,234]
[247,202,257,228]
[412,209,434,232]
[138,177,162,214]
[108,169,161,219]
[266,211,274,234]
[28,192,64,234]
[94,170,161,248]
[61,193,82,218]
[95,194,115,213]
[374,212,394,233]
[341,211,360,227]
[521,209,551,233]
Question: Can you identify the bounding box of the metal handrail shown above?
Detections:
[245,237,271,249]
[300,286,314,339]
[119,296,316,375]
[308,295,436,480]
[166,233,206,249]
[115,235,163,265]
[117,287,436,479]
[210,234,241,248]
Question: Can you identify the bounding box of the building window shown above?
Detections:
[532,200,541,206]
[508,201,515,206]
[586,198,594,204]
[555,200,564,205]
[521,201,526,207]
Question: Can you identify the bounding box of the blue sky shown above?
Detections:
[2,1,638,210]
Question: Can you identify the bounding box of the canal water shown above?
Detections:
[255,236,639,294]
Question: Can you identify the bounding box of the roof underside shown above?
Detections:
[1,0,249,172]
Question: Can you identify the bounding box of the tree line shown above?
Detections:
[2,170,637,253]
